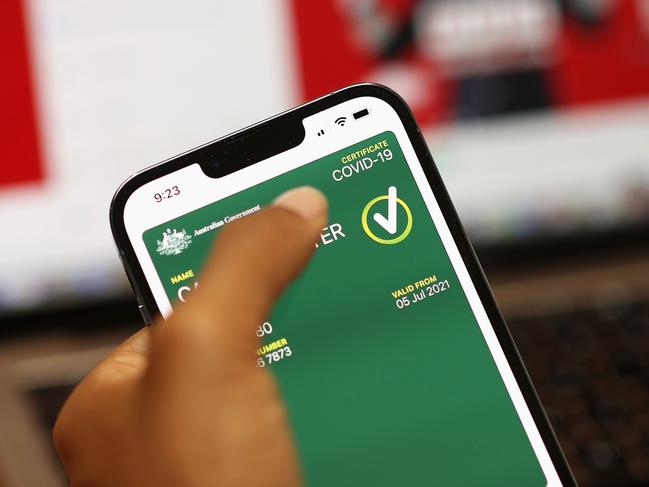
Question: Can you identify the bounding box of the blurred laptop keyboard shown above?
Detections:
[17,302,649,487]
[510,300,649,486]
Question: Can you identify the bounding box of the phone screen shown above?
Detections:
[120,94,565,485]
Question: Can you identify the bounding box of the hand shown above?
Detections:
[53,187,328,487]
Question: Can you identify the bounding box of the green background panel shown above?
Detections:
[143,132,546,486]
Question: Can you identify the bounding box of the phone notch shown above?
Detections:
[200,115,305,179]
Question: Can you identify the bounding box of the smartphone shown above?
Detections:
[111,84,575,486]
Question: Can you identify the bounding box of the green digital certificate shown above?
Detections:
[143,132,547,486]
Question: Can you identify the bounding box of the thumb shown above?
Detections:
[152,186,328,373]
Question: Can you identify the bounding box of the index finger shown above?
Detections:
[150,186,328,375]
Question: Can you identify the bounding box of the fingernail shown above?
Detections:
[273,186,328,220]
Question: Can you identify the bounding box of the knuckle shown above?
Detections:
[150,311,225,363]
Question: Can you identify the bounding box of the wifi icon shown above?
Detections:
[334,116,347,127]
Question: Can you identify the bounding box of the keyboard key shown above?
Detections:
[508,299,649,486]
[579,440,623,470]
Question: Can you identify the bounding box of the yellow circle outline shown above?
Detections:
[361,195,413,244]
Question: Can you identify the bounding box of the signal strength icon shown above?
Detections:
[334,116,347,127]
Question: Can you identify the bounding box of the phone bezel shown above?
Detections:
[110,83,576,485]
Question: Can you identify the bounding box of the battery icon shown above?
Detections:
[353,108,370,120]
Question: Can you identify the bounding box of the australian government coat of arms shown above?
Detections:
[156,228,192,256]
